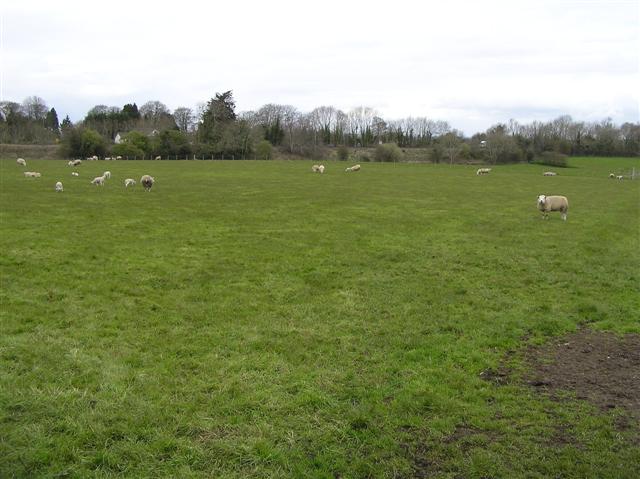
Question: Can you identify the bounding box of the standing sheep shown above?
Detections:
[609,173,615,179]
[312,164,321,172]
[91,176,106,186]
[476,168,491,175]
[103,171,111,180]
[155,156,161,161]
[72,159,82,166]
[318,165,325,174]
[141,175,155,191]
[124,178,136,187]
[616,175,624,181]
[537,195,569,221]
[17,158,26,166]
[55,181,63,192]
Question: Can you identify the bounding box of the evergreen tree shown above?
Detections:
[45,108,60,133]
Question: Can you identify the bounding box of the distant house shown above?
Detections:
[114,129,159,144]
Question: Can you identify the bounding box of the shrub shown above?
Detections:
[336,145,349,161]
[534,151,568,168]
[374,143,403,162]
[356,152,371,162]
[111,143,145,159]
[255,140,273,160]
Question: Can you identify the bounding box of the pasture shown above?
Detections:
[1,157,639,478]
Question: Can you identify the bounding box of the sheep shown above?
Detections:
[103,171,111,180]
[312,164,321,172]
[616,175,624,181]
[543,171,557,176]
[16,158,26,166]
[92,155,99,161]
[105,157,111,161]
[155,156,161,161]
[124,178,136,187]
[318,165,325,174]
[71,172,79,177]
[141,174,155,191]
[609,173,615,179]
[476,168,492,175]
[537,194,568,221]
[72,159,82,166]
[345,164,361,172]
[24,171,41,178]
[68,160,74,166]
[55,181,63,192]
[116,156,122,160]
[91,176,106,186]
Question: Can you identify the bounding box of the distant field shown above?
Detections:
[1,157,639,478]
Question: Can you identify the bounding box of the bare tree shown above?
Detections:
[174,107,194,132]
[139,101,170,125]
[22,96,48,121]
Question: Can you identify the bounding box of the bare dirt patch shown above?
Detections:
[523,328,640,418]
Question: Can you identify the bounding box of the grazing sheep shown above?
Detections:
[124,178,136,187]
[155,156,161,161]
[543,171,557,176]
[24,171,41,178]
[616,175,624,181]
[68,160,74,166]
[318,165,325,174]
[71,172,79,177]
[345,164,361,172]
[55,181,63,192]
[72,159,82,167]
[476,168,492,175]
[103,171,111,180]
[92,155,99,161]
[141,175,154,191]
[609,173,615,179]
[537,194,569,221]
[311,164,321,172]
[91,176,106,186]
[16,158,26,166]
[116,156,122,160]
[105,157,111,161]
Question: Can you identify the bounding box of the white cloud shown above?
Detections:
[2,0,638,134]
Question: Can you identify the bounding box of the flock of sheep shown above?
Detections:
[16,157,155,193]
[15,157,631,222]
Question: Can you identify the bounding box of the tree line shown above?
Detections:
[1,93,639,162]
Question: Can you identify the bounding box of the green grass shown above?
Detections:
[1,157,639,478]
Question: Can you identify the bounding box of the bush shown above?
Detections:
[534,151,568,168]
[255,140,273,160]
[111,142,145,159]
[356,152,371,162]
[336,145,350,161]
[374,143,403,162]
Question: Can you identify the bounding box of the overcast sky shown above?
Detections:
[2,0,639,134]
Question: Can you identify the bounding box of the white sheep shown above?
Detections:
[124,178,136,187]
[91,176,106,186]
[105,157,111,161]
[55,181,63,192]
[72,159,82,166]
[616,175,624,181]
[609,173,615,179]
[24,171,41,178]
[103,171,111,180]
[71,172,79,177]
[318,165,325,174]
[92,155,99,161]
[16,158,26,166]
[155,156,161,161]
[116,156,122,160]
[345,164,361,172]
[537,194,568,221]
[68,160,74,166]
[476,168,491,175]
[141,174,155,191]
[312,164,321,172]
[543,171,557,176]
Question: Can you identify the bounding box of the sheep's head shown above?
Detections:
[537,195,547,208]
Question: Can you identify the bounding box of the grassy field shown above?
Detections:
[1,157,639,478]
